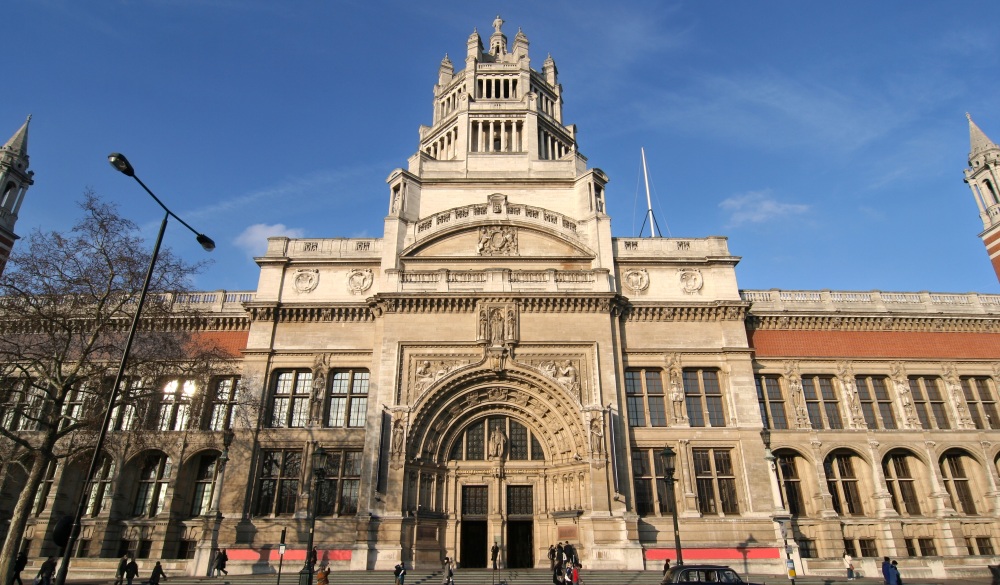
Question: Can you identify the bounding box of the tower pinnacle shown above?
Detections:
[0,116,34,274]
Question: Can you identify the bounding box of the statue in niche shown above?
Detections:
[391,418,405,457]
[490,308,505,345]
[488,429,507,459]
[478,308,488,341]
[589,417,604,455]
[505,307,517,341]
[557,361,581,399]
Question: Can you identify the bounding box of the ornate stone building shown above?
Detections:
[0,117,33,275]
[3,18,1000,581]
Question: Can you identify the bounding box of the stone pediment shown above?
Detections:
[403,223,594,260]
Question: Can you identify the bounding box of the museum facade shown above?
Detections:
[3,18,1000,580]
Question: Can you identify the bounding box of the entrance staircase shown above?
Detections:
[117,570,666,585]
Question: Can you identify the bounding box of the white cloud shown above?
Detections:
[719,190,809,227]
[234,223,305,258]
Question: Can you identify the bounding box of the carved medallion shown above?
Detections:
[679,268,703,294]
[347,268,374,295]
[622,269,649,293]
[477,226,518,256]
[293,269,319,294]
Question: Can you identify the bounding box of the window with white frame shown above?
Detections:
[207,376,240,431]
[326,369,369,428]
[270,371,311,428]
[683,369,725,427]
[157,379,196,431]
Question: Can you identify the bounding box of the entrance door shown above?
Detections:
[506,520,534,568]
[461,486,489,568]
[460,521,488,568]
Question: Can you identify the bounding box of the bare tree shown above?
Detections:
[0,192,224,580]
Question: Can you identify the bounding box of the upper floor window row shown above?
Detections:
[756,372,998,431]
[626,368,725,428]
[268,369,369,429]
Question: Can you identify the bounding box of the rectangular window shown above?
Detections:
[692,447,739,515]
[961,377,1000,430]
[507,485,533,516]
[977,537,995,555]
[208,376,241,431]
[942,454,977,514]
[684,369,725,428]
[855,376,896,430]
[625,370,647,427]
[327,369,369,428]
[801,375,842,429]
[462,485,488,516]
[917,538,937,556]
[909,376,950,430]
[255,449,301,516]
[858,539,878,557]
[270,371,311,428]
[157,379,196,431]
[756,375,788,429]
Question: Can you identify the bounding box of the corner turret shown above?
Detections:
[0,116,33,274]
[963,113,1000,282]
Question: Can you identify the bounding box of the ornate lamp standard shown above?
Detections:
[660,446,683,566]
[300,446,328,585]
[761,429,795,585]
[206,428,236,575]
[54,153,215,585]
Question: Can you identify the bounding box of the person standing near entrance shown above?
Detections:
[548,545,556,570]
[491,542,500,570]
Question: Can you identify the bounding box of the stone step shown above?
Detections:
[117,570,668,585]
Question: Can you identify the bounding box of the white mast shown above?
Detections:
[641,147,658,237]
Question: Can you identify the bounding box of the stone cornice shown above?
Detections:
[623,302,748,323]
[747,313,1000,333]
[246,302,374,323]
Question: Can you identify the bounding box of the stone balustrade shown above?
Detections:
[387,268,610,293]
[740,288,1000,315]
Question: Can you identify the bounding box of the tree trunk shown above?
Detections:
[1,451,51,585]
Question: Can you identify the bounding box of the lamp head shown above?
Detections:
[760,427,771,448]
[196,234,216,252]
[312,445,328,476]
[108,153,135,177]
[660,445,676,475]
[223,427,235,448]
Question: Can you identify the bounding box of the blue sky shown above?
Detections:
[5,1,1000,294]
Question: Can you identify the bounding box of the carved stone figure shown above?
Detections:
[505,307,517,341]
[478,308,488,340]
[391,419,405,457]
[477,226,518,256]
[488,429,507,459]
[589,416,604,455]
[490,308,505,344]
[679,268,704,294]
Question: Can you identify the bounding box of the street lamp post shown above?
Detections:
[207,428,236,576]
[761,429,795,585]
[53,153,215,585]
[300,446,328,585]
[660,446,683,566]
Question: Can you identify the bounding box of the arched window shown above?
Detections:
[775,451,806,516]
[824,451,865,516]
[940,451,980,515]
[882,451,922,516]
[85,454,116,517]
[986,180,1000,205]
[133,454,172,517]
[190,453,218,516]
[1,182,15,208]
[448,415,545,461]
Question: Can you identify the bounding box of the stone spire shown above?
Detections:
[968,113,999,161]
[0,115,34,274]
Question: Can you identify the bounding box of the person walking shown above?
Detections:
[114,554,129,585]
[149,561,167,585]
[571,562,581,585]
[663,559,671,576]
[36,557,56,585]
[215,549,229,577]
[393,561,406,585]
[11,551,27,585]
[881,557,892,585]
[124,558,139,585]
[556,542,564,565]
[316,565,330,585]
[441,557,454,585]
[552,558,564,585]
[844,551,854,580]
[889,560,903,585]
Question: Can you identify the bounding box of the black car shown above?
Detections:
[661,564,763,585]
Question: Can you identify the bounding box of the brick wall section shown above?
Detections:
[191,330,248,358]
[748,329,1000,359]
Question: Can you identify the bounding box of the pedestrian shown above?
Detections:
[149,561,167,585]
[844,551,854,580]
[548,545,556,570]
[565,542,577,565]
[565,562,573,585]
[124,557,139,585]
[663,558,671,576]
[441,557,454,585]
[881,557,892,585]
[394,561,406,585]
[890,560,902,585]
[491,542,500,570]
[36,557,56,585]
[11,551,27,585]
[553,559,564,585]
[308,547,318,569]
[572,562,581,585]
[114,554,129,585]
[556,542,564,564]
[215,549,229,577]
[316,565,330,585]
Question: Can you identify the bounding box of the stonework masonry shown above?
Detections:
[3,18,1000,582]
